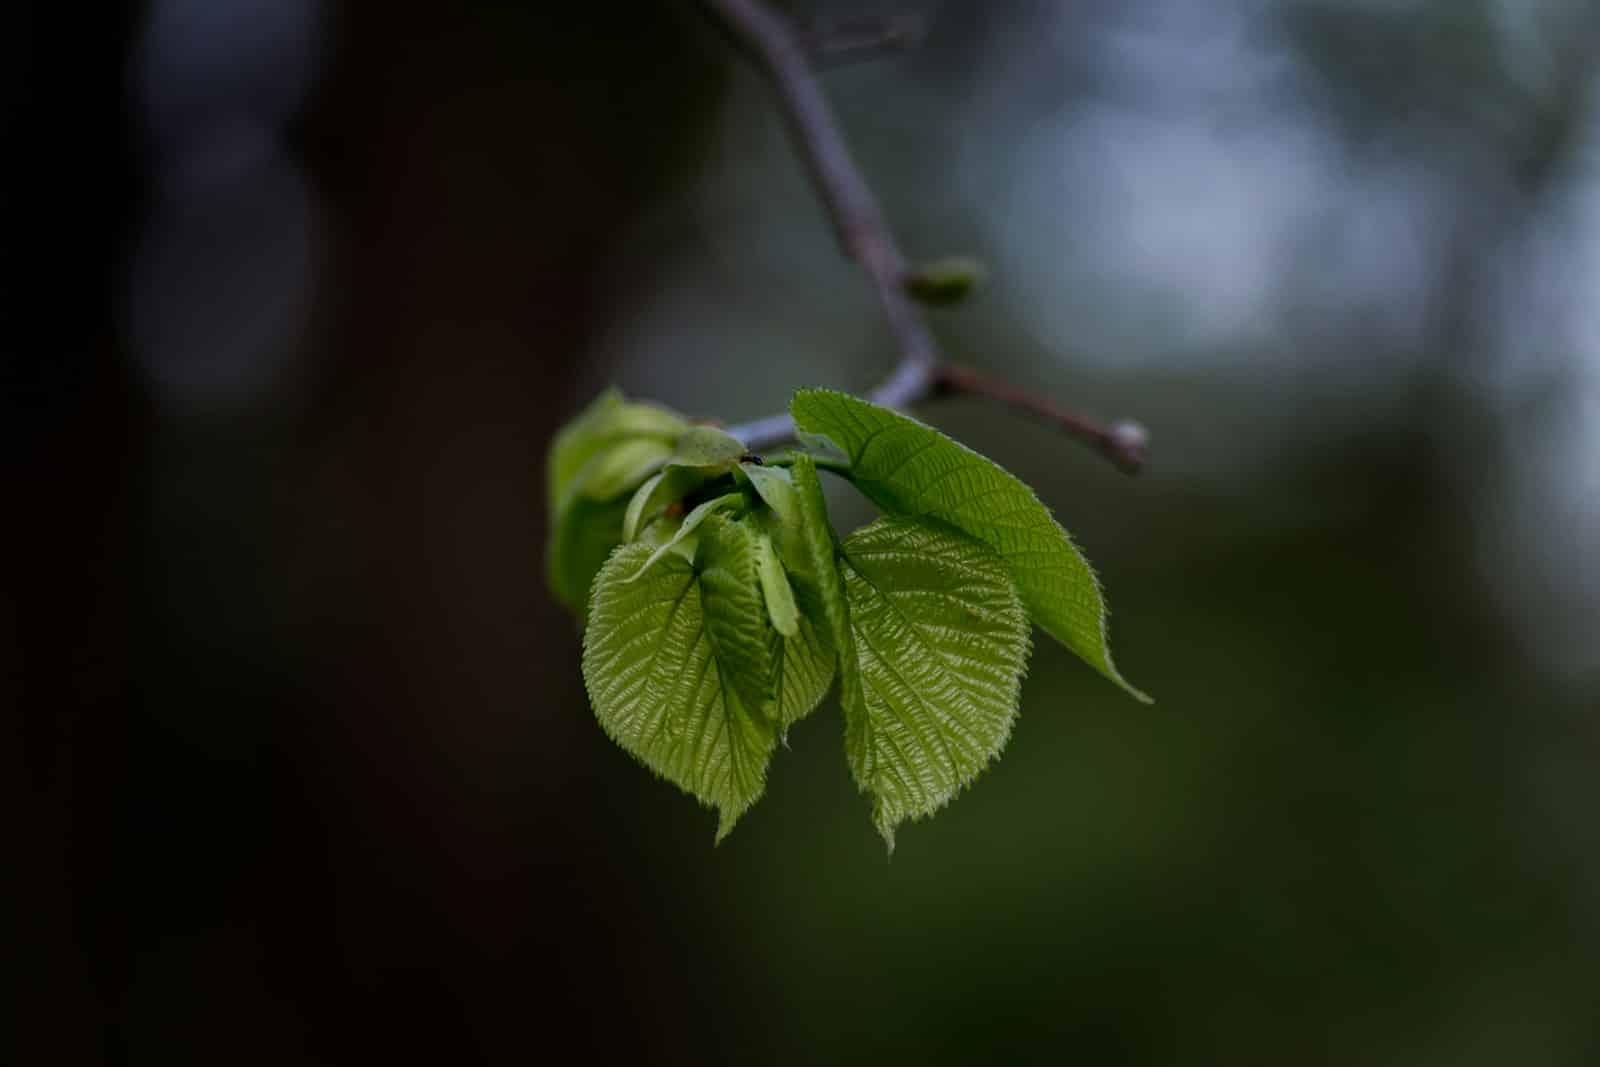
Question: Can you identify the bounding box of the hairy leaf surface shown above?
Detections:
[792,389,1147,702]
[582,541,776,840]
[837,517,1031,848]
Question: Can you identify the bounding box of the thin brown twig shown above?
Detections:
[704,0,1146,475]
[934,364,1149,475]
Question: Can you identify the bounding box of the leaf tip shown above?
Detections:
[1105,664,1154,705]
[872,802,899,855]
[714,805,746,845]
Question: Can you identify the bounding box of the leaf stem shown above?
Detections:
[763,451,851,477]
[704,0,1145,475]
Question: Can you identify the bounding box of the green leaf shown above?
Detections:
[672,425,747,472]
[734,462,799,527]
[622,467,704,543]
[700,511,832,734]
[546,494,630,620]
[791,388,1148,703]
[744,460,835,732]
[737,462,805,589]
[575,438,676,502]
[621,429,751,544]
[735,464,805,640]
[581,539,776,841]
[770,606,833,733]
[786,455,859,720]
[838,517,1031,849]
[754,531,800,638]
[547,388,687,513]
[696,514,781,727]
[624,492,746,581]
[546,389,691,616]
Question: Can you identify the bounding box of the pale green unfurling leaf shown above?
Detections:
[623,493,746,582]
[546,389,689,616]
[672,425,747,472]
[547,388,686,513]
[622,466,708,543]
[787,455,860,723]
[755,531,800,638]
[735,462,799,527]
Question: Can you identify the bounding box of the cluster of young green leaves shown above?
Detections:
[547,387,1148,848]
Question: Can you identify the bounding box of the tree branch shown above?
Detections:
[704,0,1146,475]
[934,364,1149,475]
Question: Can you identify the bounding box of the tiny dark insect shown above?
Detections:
[741,453,764,465]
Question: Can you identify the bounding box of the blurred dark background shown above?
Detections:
[14,1,1600,1063]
